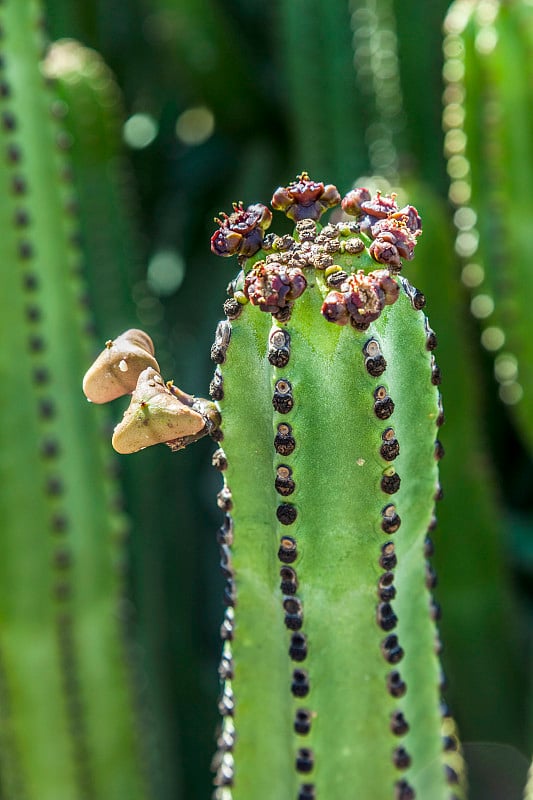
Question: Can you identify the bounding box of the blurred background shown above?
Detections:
[1,0,532,798]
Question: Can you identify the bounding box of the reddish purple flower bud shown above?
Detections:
[341,187,371,216]
[360,191,399,219]
[231,203,272,233]
[344,272,385,324]
[244,261,307,313]
[271,172,341,222]
[286,269,307,301]
[342,189,422,256]
[210,228,244,257]
[369,236,402,269]
[211,202,272,258]
[394,204,422,234]
[370,218,420,264]
[371,270,400,306]
[321,291,350,325]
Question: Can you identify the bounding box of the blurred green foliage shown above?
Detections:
[5,0,531,797]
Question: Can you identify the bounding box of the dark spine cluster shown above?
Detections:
[210,311,236,797]
[362,333,417,798]
[269,322,317,799]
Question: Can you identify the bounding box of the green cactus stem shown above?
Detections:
[0,2,155,798]
[443,0,533,454]
[86,174,466,799]
[41,38,147,337]
[279,1,370,186]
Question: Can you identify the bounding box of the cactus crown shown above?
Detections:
[211,173,422,332]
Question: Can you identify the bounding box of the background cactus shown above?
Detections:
[0,2,165,798]
[443,0,533,453]
[0,0,531,798]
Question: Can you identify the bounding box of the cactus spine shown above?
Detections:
[0,2,153,798]
[86,175,466,799]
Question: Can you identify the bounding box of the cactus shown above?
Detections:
[443,0,533,455]
[85,174,467,799]
[42,38,145,337]
[0,2,157,798]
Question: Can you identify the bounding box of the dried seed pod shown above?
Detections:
[82,329,159,403]
[111,368,212,454]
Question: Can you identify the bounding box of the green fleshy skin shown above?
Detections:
[0,2,153,798]
[42,38,144,336]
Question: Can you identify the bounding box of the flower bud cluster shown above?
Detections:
[244,261,307,314]
[211,202,272,259]
[321,269,400,329]
[211,177,421,322]
[342,189,422,269]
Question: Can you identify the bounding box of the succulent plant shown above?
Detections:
[84,174,466,800]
